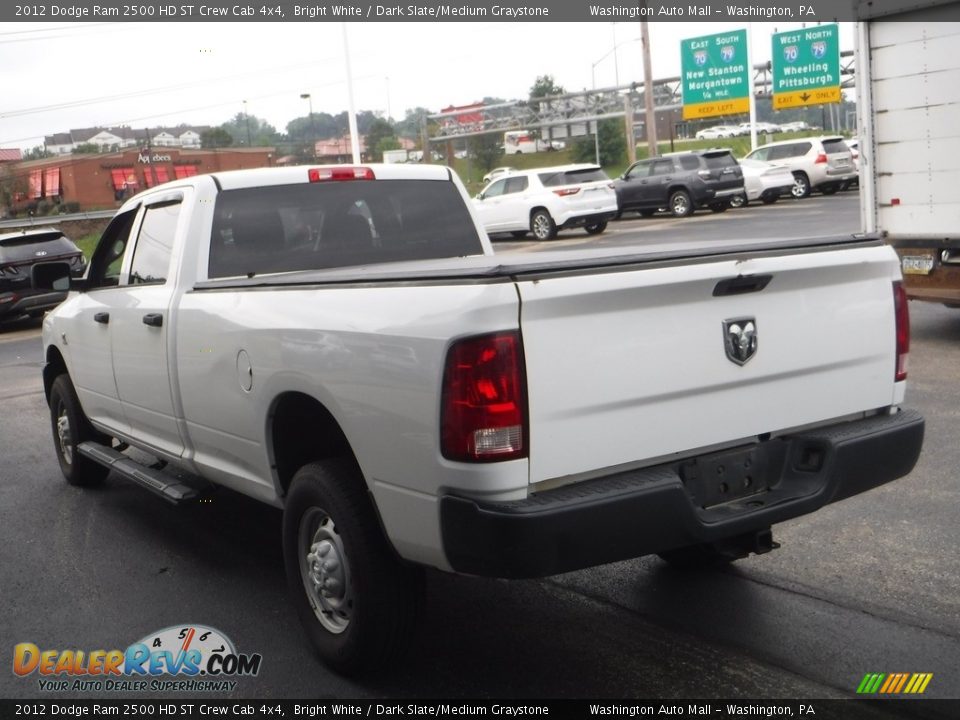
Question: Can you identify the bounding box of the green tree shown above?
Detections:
[473,132,504,174]
[365,118,398,161]
[201,127,234,149]
[221,113,280,147]
[529,75,565,100]
[571,119,625,167]
[23,145,53,161]
[72,143,101,154]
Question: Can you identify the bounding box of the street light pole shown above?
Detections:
[591,36,641,166]
[300,93,315,159]
[242,100,251,147]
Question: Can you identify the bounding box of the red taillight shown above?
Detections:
[814,153,828,164]
[553,187,581,197]
[441,331,527,462]
[308,166,375,182]
[894,280,910,382]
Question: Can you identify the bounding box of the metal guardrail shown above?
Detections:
[0,209,114,231]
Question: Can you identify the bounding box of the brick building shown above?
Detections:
[4,147,276,214]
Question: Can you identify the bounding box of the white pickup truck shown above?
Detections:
[37,163,923,675]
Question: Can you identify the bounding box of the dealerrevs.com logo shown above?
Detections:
[13,624,262,693]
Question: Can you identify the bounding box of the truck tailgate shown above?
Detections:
[516,244,900,485]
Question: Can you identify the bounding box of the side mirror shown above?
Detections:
[31,261,72,292]
[476,192,485,201]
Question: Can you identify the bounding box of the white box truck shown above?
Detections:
[856,2,960,306]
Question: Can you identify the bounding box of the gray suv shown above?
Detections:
[614,150,745,218]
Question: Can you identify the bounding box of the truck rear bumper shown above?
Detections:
[440,409,924,578]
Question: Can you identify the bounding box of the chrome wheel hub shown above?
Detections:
[532,215,550,239]
[300,509,352,634]
[56,406,73,465]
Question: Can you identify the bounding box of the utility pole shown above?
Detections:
[641,20,658,157]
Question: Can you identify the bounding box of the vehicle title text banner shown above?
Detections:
[4,1,866,23]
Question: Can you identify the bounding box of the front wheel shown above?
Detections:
[669,190,694,218]
[283,459,423,675]
[48,374,110,486]
[584,220,607,235]
[530,209,557,240]
[729,193,747,209]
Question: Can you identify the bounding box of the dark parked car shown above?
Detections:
[614,149,745,218]
[0,228,85,322]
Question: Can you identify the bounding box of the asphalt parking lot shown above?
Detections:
[1,192,957,706]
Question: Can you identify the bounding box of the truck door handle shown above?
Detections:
[142,313,163,327]
[94,312,110,324]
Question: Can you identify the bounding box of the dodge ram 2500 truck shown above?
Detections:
[37,163,924,674]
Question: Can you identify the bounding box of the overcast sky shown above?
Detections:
[0,20,855,150]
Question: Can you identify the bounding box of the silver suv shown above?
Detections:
[744,136,857,198]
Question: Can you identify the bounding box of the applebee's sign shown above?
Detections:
[138,153,172,164]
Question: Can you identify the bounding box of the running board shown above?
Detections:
[77,442,199,505]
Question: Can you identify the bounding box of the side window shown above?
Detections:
[625,161,650,180]
[504,176,529,194]
[483,179,508,198]
[86,208,138,290]
[650,159,674,177]
[127,202,181,286]
[678,155,701,171]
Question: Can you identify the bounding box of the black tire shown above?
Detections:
[709,202,729,213]
[584,220,607,235]
[48,374,110,486]
[821,185,839,195]
[729,193,747,209]
[791,172,811,199]
[510,231,528,239]
[282,459,423,675]
[669,190,694,218]
[530,209,557,240]
[760,193,779,205]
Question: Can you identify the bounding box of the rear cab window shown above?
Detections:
[208,179,483,279]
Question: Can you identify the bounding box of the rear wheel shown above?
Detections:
[584,220,607,235]
[48,374,110,486]
[709,202,729,213]
[669,190,694,218]
[530,209,557,240]
[791,172,811,199]
[283,459,423,675]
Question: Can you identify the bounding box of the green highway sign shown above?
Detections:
[771,24,841,109]
[680,29,750,120]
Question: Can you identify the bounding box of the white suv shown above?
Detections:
[744,136,857,198]
[472,164,618,240]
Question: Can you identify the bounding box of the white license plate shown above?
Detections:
[901,255,935,275]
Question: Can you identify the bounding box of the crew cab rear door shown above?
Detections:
[515,242,900,485]
[108,191,187,459]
